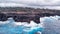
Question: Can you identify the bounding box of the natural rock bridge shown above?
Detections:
[0,7,60,24]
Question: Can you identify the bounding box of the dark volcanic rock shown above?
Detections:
[0,7,60,23]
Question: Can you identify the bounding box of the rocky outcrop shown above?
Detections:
[0,7,60,23]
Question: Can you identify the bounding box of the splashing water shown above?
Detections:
[0,18,43,34]
[1,15,60,34]
[40,15,60,34]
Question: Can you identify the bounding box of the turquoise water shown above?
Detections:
[0,18,43,34]
[1,15,60,34]
[1,16,60,34]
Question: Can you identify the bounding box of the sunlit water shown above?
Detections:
[0,18,43,34]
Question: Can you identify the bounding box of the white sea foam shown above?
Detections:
[40,16,60,34]
[0,16,60,34]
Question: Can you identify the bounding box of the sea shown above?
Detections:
[0,15,60,34]
[41,15,60,34]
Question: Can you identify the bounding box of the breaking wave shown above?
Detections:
[40,15,60,34]
[0,15,60,34]
[0,17,43,34]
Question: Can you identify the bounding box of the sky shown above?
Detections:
[0,0,60,9]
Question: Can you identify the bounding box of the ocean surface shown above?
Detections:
[0,15,60,34]
[41,15,60,34]
[0,17,43,34]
